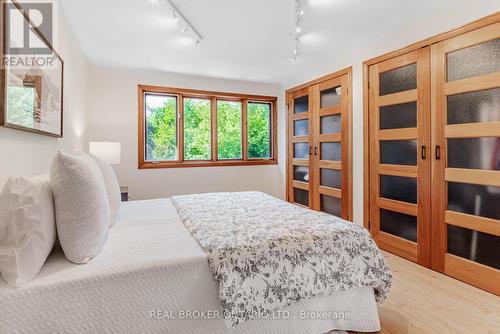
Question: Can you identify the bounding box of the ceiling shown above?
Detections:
[60,0,449,85]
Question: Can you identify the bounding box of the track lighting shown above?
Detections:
[292,0,303,60]
[155,0,203,45]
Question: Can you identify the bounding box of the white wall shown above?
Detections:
[88,67,284,200]
[0,5,89,187]
[283,0,500,225]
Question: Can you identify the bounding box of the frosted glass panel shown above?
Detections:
[448,138,500,171]
[380,140,417,165]
[447,38,500,82]
[320,169,341,189]
[320,142,341,161]
[294,143,309,159]
[294,119,309,136]
[293,166,309,183]
[380,175,417,204]
[448,182,500,221]
[320,86,341,108]
[380,209,417,242]
[447,88,500,124]
[379,63,417,96]
[448,225,500,270]
[380,102,417,129]
[294,95,308,114]
[294,188,309,206]
[321,195,341,217]
[320,115,341,134]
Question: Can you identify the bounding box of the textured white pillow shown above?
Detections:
[79,152,121,227]
[0,174,56,287]
[50,151,110,264]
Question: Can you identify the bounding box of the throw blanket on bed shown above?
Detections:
[171,192,392,327]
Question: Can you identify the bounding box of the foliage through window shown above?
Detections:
[217,101,242,160]
[139,85,277,168]
[248,102,271,159]
[145,93,177,161]
[184,98,211,160]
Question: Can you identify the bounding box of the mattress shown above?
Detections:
[0,198,380,334]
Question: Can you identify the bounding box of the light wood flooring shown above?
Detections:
[365,251,500,334]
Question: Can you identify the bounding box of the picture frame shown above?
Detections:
[0,0,64,137]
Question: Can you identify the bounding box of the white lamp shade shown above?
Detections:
[89,142,121,165]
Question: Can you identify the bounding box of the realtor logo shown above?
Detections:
[4,1,53,54]
[2,0,57,68]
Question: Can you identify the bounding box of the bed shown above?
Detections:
[0,196,386,333]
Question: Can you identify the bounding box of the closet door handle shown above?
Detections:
[435,145,441,160]
[309,146,312,155]
[421,145,426,160]
[314,146,318,156]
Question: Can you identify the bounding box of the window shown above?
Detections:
[248,102,272,159]
[184,98,211,160]
[139,85,277,168]
[144,93,178,161]
[217,101,242,160]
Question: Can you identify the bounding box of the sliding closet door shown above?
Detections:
[431,22,500,295]
[287,68,352,218]
[311,75,351,220]
[369,49,431,265]
[288,88,313,207]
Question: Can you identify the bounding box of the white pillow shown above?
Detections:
[78,152,121,227]
[49,151,110,264]
[0,174,56,287]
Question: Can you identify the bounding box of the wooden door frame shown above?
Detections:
[286,66,353,221]
[367,49,431,265]
[363,12,500,230]
[287,87,312,207]
[430,21,500,296]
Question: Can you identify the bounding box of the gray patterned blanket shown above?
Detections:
[171,192,392,327]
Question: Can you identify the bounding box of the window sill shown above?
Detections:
[139,159,278,169]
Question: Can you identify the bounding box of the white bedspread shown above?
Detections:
[0,198,380,333]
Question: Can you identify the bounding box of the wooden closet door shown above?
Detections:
[287,88,314,207]
[369,49,431,265]
[310,74,350,220]
[431,22,500,295]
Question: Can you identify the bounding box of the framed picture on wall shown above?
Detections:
[0,0,64,137]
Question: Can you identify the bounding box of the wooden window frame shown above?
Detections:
[138,84,278,169]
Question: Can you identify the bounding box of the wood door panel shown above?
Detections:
[378,89,418,106]
[287,89,313,207]
[365,13,500,295]
[368,49,431,266]
[311,74,350,219]
[445,254,500,296]
[286,68,352,221]
[431,21,500,295]
[376,232,418,263]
